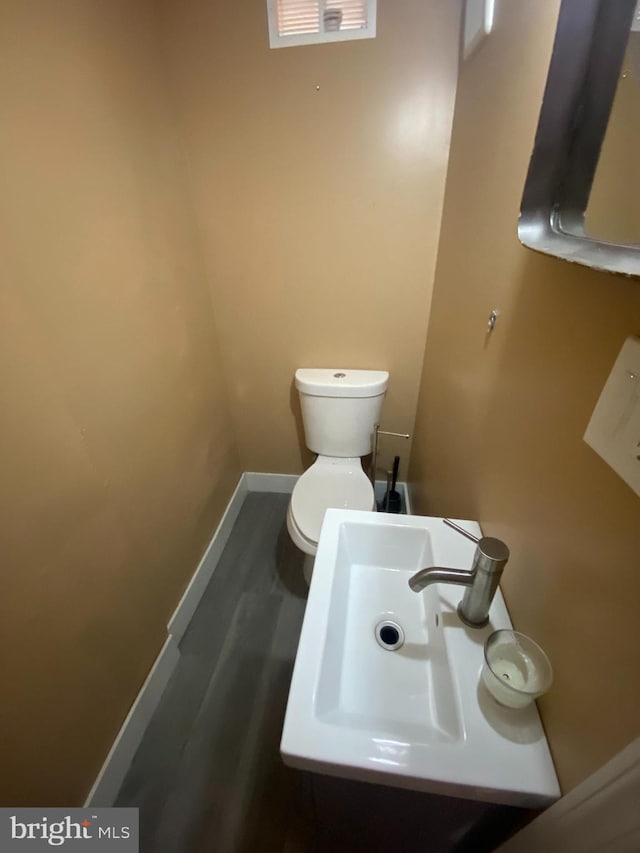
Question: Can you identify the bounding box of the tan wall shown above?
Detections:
[409,1,640,793]
[0,0,239,805]
[159,0,461,479]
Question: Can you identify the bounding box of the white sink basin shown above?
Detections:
[315,521,462,745]
[281,510,560,808]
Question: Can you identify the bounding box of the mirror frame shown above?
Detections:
[519,0,640,277]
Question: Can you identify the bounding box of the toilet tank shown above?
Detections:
[295,369,389,457]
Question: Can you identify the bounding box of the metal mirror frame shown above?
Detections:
[519,0,640,277]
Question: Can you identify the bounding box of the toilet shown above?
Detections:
[287,368,389,584]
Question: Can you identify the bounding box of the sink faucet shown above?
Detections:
[408,519,510,628]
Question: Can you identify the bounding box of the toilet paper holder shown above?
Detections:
[370,425,410,486]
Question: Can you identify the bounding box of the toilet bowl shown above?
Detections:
[287,368,389,585]
[287,456,375,583]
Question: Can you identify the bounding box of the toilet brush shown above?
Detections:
[379,470,392,512]
[386,455,402,513]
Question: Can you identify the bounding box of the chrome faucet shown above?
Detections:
[408,519,510,628]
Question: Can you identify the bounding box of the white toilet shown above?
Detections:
[287,368,389,584]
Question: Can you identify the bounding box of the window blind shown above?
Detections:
[325,0,368,31]
[274,0,369,37]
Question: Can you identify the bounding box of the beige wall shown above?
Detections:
[0,0,239,805]
[159,0,461,479]
[7,0,638,810]
[409,1,640,793]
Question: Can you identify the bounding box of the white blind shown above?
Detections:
[275,0,368,37]
[276,0,319,35]
[325,0,368,31]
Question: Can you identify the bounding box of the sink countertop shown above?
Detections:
[281,509,561,808]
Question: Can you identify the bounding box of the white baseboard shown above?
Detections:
[403,482,414,514]
[243,472,298,493]
[85,473,250,807]
[167,474,249,642]
[84,635,180,806]
[246,471,413,509]
[85,469,411,806]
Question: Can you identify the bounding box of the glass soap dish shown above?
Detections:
[482,629,553,709]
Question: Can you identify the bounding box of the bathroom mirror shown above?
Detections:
[519,0,640,277]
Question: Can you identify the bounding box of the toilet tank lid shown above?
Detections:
[295,369,389,398]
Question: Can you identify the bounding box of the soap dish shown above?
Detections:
[482,629,553,709]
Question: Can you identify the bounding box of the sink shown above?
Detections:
[314,521,462,745]
[281,510,560,808]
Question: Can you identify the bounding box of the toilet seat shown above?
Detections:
[289,456,374,551]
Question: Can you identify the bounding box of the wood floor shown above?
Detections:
[115,492,313,853]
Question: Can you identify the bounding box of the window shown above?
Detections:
[266,0,377,49]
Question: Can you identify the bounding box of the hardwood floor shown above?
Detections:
[115,492,313,853]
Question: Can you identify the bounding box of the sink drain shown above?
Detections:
[375,620,405,651]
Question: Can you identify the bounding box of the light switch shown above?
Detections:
[584,336,640,497]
